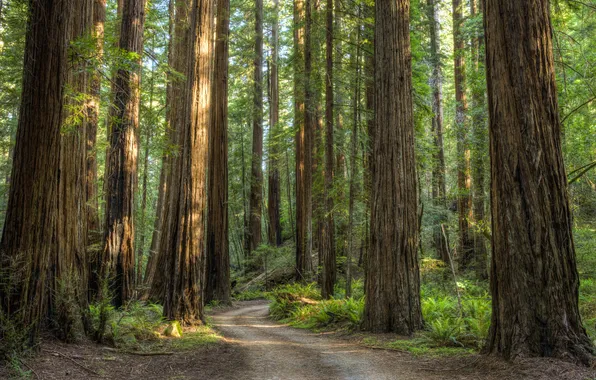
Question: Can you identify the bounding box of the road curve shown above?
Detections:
[210,301,440,380]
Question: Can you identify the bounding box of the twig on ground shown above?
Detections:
[20,359,40,380]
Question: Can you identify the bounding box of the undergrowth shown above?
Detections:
[89,301,221,353]
[268,261,491,355]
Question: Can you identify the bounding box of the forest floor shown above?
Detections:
[2,300,595,380]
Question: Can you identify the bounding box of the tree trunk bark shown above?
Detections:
[136,112,151,288]
[144,0,176,291]
[363,0,423,334]
[469,0,488,279]
[320,0,335,299]
[102,0,146,307]
[162,0,213,324]
[54,0,94,340]
[484,0,592,363]
[295,0,313,281]
[346,19,361,299]
[87,0,106,300]
[428,0,449,264]
[453,0,474,271]
[0,0,73,344]
[267,0,282,247]
[206,0,231,305]
[248,0,264,253]
[87,0,105,237]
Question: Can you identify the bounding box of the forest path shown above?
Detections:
[210,301,442,380]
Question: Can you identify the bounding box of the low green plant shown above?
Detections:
[89,300,163,349]
[269,282,321,320]
[288,297,364,330]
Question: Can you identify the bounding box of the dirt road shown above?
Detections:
[211,301,443,380]
[7,301,592,379]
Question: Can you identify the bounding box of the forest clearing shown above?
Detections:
[0,0,595,378]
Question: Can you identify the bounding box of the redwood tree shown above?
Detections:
[484,0,593,362]
[206,0,231,305]
[162,0,214,323]
[320,0,335,299]
[102,0,146,307]
[428,0,449,263]
[87,0,105,240]
[248,0,264,253]
[55,0,94,339]
[267,0,282,247]
[294,0,313,280]
[363,0,423,334]
[453,0,474,270]
[0,0,73,343]
[469,0,488,278]
[87,0,106,299]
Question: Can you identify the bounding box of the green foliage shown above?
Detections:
[288,297,364,330]
[576,226,596,342]
[269,282,363,330]
[90,301,163,349]
[268,282,321,320]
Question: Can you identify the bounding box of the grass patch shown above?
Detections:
[362,336,474,357]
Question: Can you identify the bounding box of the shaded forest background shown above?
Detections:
[0,0,595,365]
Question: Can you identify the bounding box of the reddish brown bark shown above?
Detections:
[363,0,422,334]
[428,0,449,264]
[267,0,282,247]
[162,0,214,323]
[320,0,335,299]
[102,0,146,307]
[453,0,474,270]
[206,0,231,305]
[484,0,592,363]
[248,0,264,253]
[87,0,106,300]
[294,0,313,281]
[54,0,94,339]
[469,0,488,278]
[0,0,74,344]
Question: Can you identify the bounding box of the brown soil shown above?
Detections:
[1,300,594,379]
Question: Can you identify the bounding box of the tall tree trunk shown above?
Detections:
[136,115,151,288]
[428,0,449,263]
[162,0,213,323]
[55,0,94,340]
[0,0,73,344]
[346,19,361,299]
[102,0,146,307]
[320,0,335,299]
[87,0,106,300]
[484,0,592,363]
[206,0,231,305]
[363,13,374,269]
[295,0,313,281]
[453,0,474,270]
[311,0,325,271]
[87,0,105,237]
[333,6,347,268]
[469,0,488,278]
[144,0,175,290]
[248,0,264,253]
[267,0,282,247]
[364,0,422,334]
